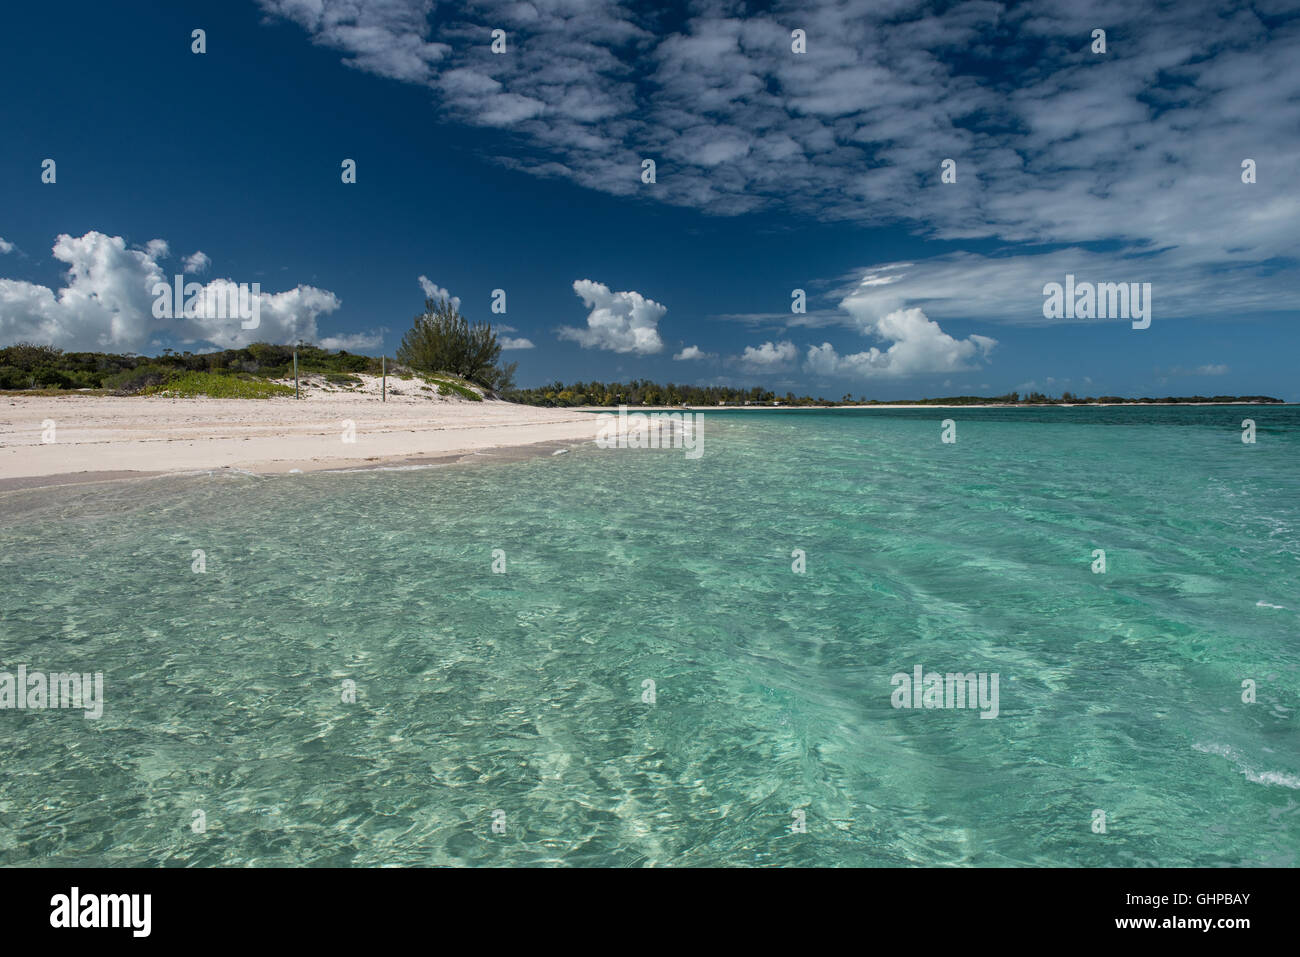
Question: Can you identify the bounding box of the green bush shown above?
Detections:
[32,366,73,389]
[103,364,174,394]
[397,298,515,392]
[0,365,32,389]
[143,371,295,399]
[0,343,63,372]
[425,375,483,401]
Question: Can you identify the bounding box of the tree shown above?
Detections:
[0,342,62,371]
[397,297,516,392]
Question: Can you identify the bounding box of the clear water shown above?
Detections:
[1,406,1297,866]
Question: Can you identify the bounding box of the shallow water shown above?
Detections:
[0,406,1296,866]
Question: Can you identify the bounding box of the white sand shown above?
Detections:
[0,387,600,485]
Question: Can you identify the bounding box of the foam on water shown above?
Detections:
[1194,743,1300,790]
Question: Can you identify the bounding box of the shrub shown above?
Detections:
[103,364,174,394]
[0,365,31,389]
[0,343,63,371]
[397,297,513,391]
[143,371,295,399]
[425,376,483,401]
[32,366,73,389]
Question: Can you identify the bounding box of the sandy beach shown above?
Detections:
[0,384,601,489]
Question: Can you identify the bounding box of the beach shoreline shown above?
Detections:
[0,394,601,490]
[2,395,1287,492]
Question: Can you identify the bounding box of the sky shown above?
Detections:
[0,0,1297,400]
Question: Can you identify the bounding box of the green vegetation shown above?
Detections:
[872,392,1285,406]
[423,373,483,401]
[101,364,174,393]
[143,371,295,399]
[0,341,386,393]
[505,380,818,407]
[396,298,516,393]
[0,341,1282,406]
[506,381,1285,407]
[0,342,82,390]
[0,338,493,402]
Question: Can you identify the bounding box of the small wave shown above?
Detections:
[147,468,260,482]
[1194,742,1300,789]
[1256,600,1286,609]
[324,463,446,474]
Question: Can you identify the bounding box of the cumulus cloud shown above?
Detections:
[0,230,353,352]
[558,279,665,354]
[183,251,211,274]
[319,331,383,351]
[805,306,996,378]
[0,238,14,254]
[673,345,712,360]
[493,324,533,349]
[418,275,460,310]
[739,340,798,368]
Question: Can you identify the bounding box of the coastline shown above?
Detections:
[0,394,600,491]
[2,396,1286,492]
[575,401,1288,411]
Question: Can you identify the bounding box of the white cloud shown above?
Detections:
[673,345,712,360]
[824,249,1287,328]
[257,0,451,83]
[0,230,354,352]
[1162,363,1230,377]
[257,0,1300,319]
[183,251,211,274]
[418,275,460,310]
[319,331,383,351]
[558,279,665,354]
[739,340,797,368]
[805,307,996,378]
[500,336,534,350]
[0,238,13,254]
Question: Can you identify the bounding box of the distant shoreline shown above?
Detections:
[574,401,1292,411]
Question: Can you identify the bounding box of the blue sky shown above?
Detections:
[1,0,1297,399]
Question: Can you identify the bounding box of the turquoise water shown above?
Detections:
[1,405,1297,866]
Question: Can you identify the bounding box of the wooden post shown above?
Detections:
[382,355,386,402]
[293,348,299,399]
